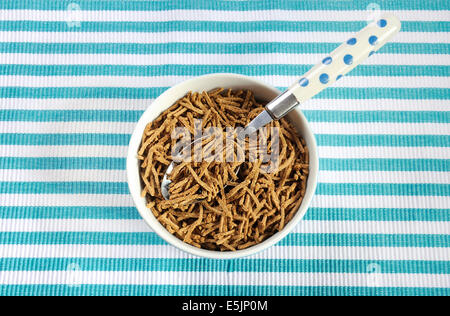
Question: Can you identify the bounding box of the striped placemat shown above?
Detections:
[0,0,449,296]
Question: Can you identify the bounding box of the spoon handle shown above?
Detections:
[266,13,401,120]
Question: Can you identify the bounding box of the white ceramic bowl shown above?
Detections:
[127,73,318,259]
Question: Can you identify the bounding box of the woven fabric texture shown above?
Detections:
[0,0,449,296]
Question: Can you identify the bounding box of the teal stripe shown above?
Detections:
[0,0,447,11]
[1,20,448,33]
[1,206,448,222]
[2,110,449,123]
[0,284,447,296]
[0,182,447,196]
[3,134,449,147]
[1,64,448,77]
[1,87,448,100]
[0,232,447,248]
[1,258,447,274]
[0,42,447,55]
[1,157,448,172]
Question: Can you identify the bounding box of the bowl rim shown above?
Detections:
[126,73,318,259]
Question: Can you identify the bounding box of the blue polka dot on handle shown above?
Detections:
[347,38,357,45]
[377,19,387,27]
[336,75,343,81]
[369,51,375,57]
[299,77,309,87]
[319,73,329,84]
[343,54,353,65]
[322,57,332,65]
[369,35,378,45]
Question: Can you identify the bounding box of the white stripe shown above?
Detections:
[302,99,450,111]
[0,121,136,134]
[1,9,448,22]
[309,122,450,135]
[0,169,127,182]
[1,244,448,261]
[0,145,128,157]
[311,195,450,209]
[0,98,448,112]
[0,194,448,209]
[0,270,447,287]
[1,121,448,135]
[0,31,447,44]
[1,53,447,66]
[318,171,450,184]
[1,98,448,112]
[1,219,448,235]
[318,146,450,159]
[1,169,448,184]
[0,145,448,159]
[0,194,134,207]
[0,98,154,110]
[1,75,448,89]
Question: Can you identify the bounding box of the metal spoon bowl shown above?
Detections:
[161,134,243,200]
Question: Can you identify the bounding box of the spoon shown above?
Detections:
[161,14,401,200]
[161,159,176,200]
[243,14,401,134]
[161,134,242,200]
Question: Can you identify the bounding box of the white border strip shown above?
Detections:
[1,244,448,260]
[0,75,448,88]
[318,170,450,184]
[0,145,128,157]
[1,169,448,184]
[1,121,448,135]
[0,145,448,159]
[0,31,447,44]
[318,146,450,159]
[0,270,448,287]
[1,98,448,112]
[1,219,448,234]
[0,53,448,66]
[0,194,448,208]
